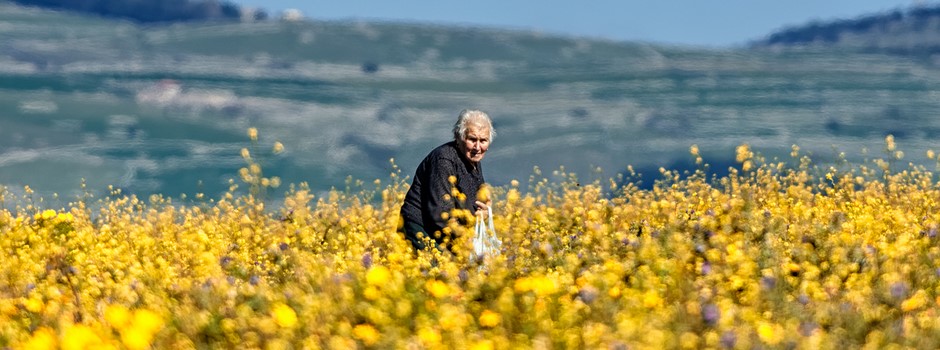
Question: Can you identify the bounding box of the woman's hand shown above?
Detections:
[474,200,491,219]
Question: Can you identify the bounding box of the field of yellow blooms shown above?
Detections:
[3,134,940,349]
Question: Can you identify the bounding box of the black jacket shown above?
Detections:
[400,141,485,245]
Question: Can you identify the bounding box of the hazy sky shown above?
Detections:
[233,0,927,47]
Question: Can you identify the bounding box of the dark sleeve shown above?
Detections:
[424,158,458,234]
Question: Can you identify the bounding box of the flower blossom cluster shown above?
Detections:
[1,135,940,349]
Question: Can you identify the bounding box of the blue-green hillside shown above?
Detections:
[2,1,940,199]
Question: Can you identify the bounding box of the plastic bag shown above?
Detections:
[471,206,501,262]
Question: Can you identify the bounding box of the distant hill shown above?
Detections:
[7,0,265,23]
[3,1,940,199]
[753,5,940,55]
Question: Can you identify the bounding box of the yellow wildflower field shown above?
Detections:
[2,135,940,349]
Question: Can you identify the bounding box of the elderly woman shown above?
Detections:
[400,109,495,252]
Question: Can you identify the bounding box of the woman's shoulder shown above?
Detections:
[427,141,459,159]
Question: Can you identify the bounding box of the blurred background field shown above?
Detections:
[3,1,940,199]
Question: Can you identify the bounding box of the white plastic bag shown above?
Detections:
[471,206,501,262]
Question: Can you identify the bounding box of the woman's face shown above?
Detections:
[459,124,490,164]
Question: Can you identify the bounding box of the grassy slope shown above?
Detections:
[2,1,940,199]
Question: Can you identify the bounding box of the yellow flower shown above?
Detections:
[132,309,164,334]
[271,303,298,328]
[756,322,783,345]
[0,300,16,316]
[352,324,380,345]
[470,340,495,350]
[642,290,662,309]
[786,262,801,275]
[506,189,520,203]
[514,277,533,293]
[272,141,285,154]
[901,290,929,312]
[55,212,74,223]
[531,276,557,296]
[35,209,56,221]
[121,326,153,350]
[62,325,102,350]
[363,286,381,300]
[680,332,699,349]
[885,134,896,151]
[514,276,557,296]
[22,327,56,350]
[477,185,491,202]
[23,297,43,313]
[742,160,753,172]
[105,304,132,329]
[266,339,290,350]
[248,127,258,141]
[735,144,752,163]
[417,328,441,345]
[478,309,501,327]
[239,167,251,182]
[425,280,449,298]
[366,266,392,286]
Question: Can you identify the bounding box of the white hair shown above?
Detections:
[452,109,495,142]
